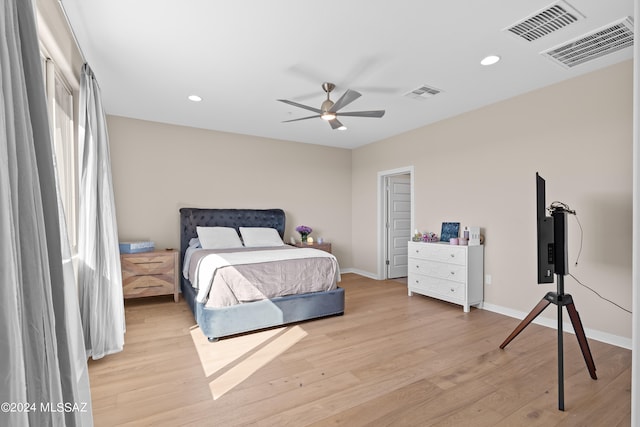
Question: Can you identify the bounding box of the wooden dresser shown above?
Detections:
[120,249,179,302]
[407,241,483,312]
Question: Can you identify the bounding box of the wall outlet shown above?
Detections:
[485,274,492,285]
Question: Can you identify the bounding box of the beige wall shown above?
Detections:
[109,61,632,343]
[352,60,633,342]
[107,116,353,267]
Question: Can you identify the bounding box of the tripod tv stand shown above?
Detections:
[499,206,597,411]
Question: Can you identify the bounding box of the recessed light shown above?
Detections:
[188,95,202,102]
[480,55,501,66]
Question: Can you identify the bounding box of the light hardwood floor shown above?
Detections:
[88,273,631,426]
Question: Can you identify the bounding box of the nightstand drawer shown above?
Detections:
[121,253,175,275]
[120,250,179,302]
[123,275,174,298]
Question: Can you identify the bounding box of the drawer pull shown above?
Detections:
[134,285,164,289]
[450,254,455,258]
[450,271,455,275]
[450,288,455,293]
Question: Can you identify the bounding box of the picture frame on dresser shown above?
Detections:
[440,222,460,243]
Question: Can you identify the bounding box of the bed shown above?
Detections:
[179,208,345,341]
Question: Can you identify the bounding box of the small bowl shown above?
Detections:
[449,238,459,245]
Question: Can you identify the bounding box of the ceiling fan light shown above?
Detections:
[321,112,336,121]
[337,125,347,130]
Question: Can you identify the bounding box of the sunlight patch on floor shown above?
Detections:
[190,326,283,377]
[190,325,308,400]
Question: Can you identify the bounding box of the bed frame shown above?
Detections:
[179,208,345,341]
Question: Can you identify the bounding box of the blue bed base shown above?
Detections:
[181,278,344,341]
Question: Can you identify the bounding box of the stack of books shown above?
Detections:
[119,240,155,254]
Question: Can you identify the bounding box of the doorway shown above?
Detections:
[377,167,414,280]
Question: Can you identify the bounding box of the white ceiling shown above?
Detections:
[59,0,634,149]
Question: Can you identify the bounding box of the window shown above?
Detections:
[41,53,78,251]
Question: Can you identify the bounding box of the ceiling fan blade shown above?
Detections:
[329,118,345,130]
[338,110,386,118]
[277,99,322,114]
[329,89,361,112]
[282,114,321,123]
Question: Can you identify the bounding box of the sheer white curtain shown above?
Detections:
[77,64,125,360]
[0,0,93,425]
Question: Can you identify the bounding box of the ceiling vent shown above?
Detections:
[541,17,634,69]
[404,85,441,101]
[504,1,585,42]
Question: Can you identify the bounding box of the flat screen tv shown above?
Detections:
[536,173,554,283]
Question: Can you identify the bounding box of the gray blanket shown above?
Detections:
[187,246,340,308]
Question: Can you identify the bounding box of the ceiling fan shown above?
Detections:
[277,82,385,130]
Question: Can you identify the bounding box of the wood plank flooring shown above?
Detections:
[88,273,631,426]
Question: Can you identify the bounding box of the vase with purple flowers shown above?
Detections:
[296,225,313,243]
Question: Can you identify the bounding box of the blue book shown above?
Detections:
[119,241,155,254]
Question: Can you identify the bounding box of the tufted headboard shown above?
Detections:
[179,208,286,269]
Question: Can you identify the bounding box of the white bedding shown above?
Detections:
[187,247,340,307]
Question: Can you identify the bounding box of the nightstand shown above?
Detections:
[292,242,332,254]
[120,249,179,302]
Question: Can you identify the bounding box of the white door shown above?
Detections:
[386,175,411,278]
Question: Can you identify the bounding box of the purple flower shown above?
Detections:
[296,225,312,235]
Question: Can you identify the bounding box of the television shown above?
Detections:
[536,173,555,283]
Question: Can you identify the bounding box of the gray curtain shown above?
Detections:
[0,0,93,425]
[77,64,125,360]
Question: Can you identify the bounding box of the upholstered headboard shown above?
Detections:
[179,208,286,268]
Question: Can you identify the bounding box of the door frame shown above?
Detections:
[377,166,414,280]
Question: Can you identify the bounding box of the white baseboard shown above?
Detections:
[482,302,632,350]
[335,271,631,349]
[340,268,379,280]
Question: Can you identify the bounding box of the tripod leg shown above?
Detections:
[500,297,551,349]
[565,302,597,380]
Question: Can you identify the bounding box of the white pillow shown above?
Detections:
[196,226,243,249]
[239,227,285,247]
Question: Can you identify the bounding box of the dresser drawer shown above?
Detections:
[409,275,464,303]
[408,242,466,265]
[409,259,466,284]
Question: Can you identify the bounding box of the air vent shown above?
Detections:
[404,85,441,100]
[541,17,634,69]
[504,1,585,42]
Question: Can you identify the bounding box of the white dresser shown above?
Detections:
[407,241,484,312]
